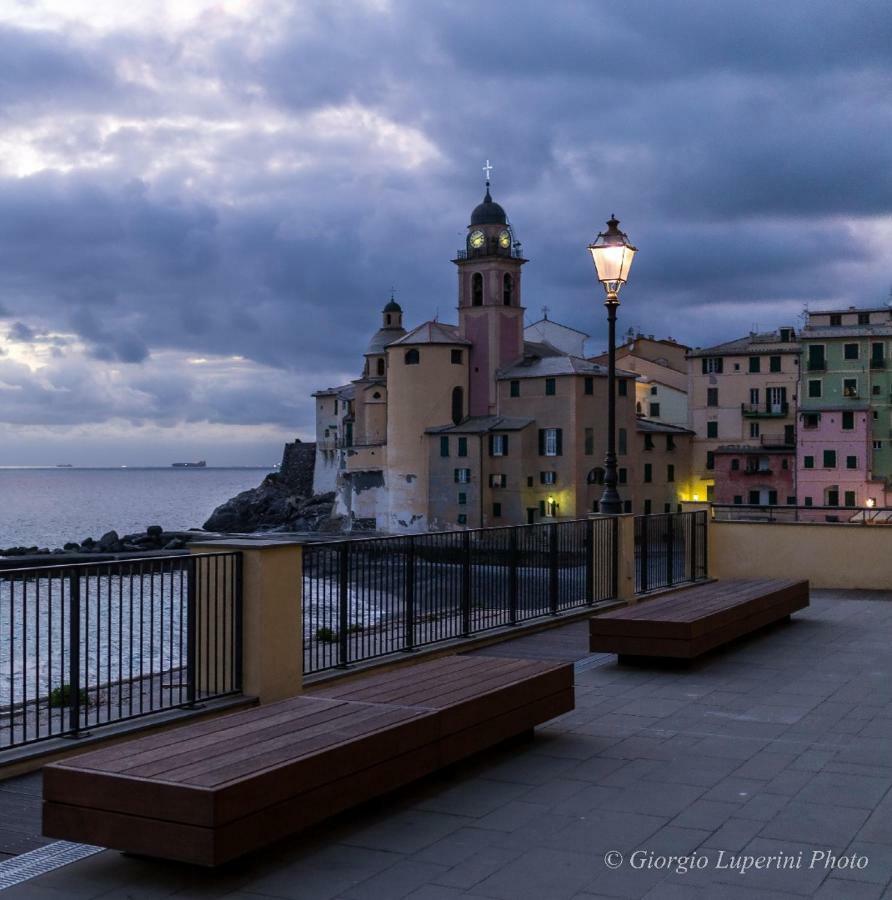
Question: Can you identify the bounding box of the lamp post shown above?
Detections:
[588,216,637,515]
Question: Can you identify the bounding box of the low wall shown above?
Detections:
[710,520,892,590]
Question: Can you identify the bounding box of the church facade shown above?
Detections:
[312,186,693,533]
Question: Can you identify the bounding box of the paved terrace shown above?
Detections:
[6,590,892,899]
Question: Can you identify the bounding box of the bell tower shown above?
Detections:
[454,167,526,416]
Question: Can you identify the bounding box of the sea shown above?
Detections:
[0,467,275,549]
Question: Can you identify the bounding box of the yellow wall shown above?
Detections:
[710,520,892,589]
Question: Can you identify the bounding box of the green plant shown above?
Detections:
[315,626,336,643]
[48,684,90,708]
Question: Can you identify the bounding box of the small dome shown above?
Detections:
[383,297,402,313]
[470,187,507,226]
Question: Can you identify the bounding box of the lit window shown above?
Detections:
[454,468,471,483]
[489,473,507,488]
[490,434,508,456]
[540,471,557,485]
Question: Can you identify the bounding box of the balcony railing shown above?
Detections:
[742,467,773,476]
[761,433,794,447]
[741,402,789,417]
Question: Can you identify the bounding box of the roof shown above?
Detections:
[425,415,534,435]
[635,419,694,435]
[524,318,590,338]
[312,383,355,400]
[366,325,406,355]
[635,376,686,392]
[387,321,471,347]
[470,187,507,226]
[499,351,637,380]
[808,306,892,316]
[801,325,892,339]
[687,330,800,358]
[383,297,402,313]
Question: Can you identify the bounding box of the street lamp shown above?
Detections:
[588,215,637,515]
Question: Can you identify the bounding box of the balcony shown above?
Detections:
[742,466,773,476]
[741,401,789,417]
[807,359,826,371]
[761,433,795,447]
[871,358,886,369]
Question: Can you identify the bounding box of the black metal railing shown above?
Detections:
[741,402,789,417]
[302,518,616,675]
[635,510,708,594]
[712,504,892,524]
[0,552,242,751]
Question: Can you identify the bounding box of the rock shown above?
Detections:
[97,530,120,552]
[81,537,96,549]
[163,538,186,550]
[63,542,80,551]
[147,525,163,538]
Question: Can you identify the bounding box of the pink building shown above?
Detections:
[713,445,795,506]
[797,408,873,508]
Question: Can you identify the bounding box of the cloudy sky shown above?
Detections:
[1,0,891,465]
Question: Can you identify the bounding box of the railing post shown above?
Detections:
[67,571,82,738]
[404,537,416,651]
[338,543,349,668]
[234,552,244,691]
[585,518,595,604]
[508,527,518,625]
[549,523,559,615]
[666,514,674,586]
[639,516,649,594]
[461,531,471,636]
[701,510,709,578]
[185,555,198,706]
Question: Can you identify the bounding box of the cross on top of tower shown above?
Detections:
[542,305,550,320]
[483,159,493,186]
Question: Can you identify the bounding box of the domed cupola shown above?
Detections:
[366,294,406,356]
[470,186,507,226]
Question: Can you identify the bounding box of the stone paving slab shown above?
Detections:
[6,590,892,898]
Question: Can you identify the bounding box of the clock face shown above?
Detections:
[469,230,485,249]
[498,230,511,249]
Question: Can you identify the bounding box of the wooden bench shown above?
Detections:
[589,578,809,660]
[43,655,573,866]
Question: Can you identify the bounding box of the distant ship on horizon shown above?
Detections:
[171,460,207,468]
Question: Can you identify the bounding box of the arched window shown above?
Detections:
[503,274,513,306]
[586,467,605,485]
[472,273,483,306]
[385,314,391,325]
[636,401,642,414]
[405,349,420,365]
[376,358,385,376]
[451,386,464,425]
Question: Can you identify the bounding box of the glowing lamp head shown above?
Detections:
[866,498,876,508]
[588,215,637,300]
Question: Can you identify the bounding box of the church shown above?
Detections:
[312,181,693,533]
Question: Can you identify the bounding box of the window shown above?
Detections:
[545,378,556,396]
[827,489,839,507]
[489,434,508,456]
[667,464,675,482]
[750,423,760,438]
[584,427,594,456]
[872,342,884,362]
[376,358,385,376]
[780,328,792,342]
[618,428,627,455]
[731,458,740,470]
[489,473,506,488]
[644,463,652,483]
[457,437,468,457]
[439,436,449,457]
[526,476,534,487]
[804,456,814,469]
[706,451,715,470]
[733,495,743,505]
[650,385,658,396]
[844,378,858,397]
[750,388,760,404]
[847,455,857,469]
[587,467,604,485]
[803,413,819,429]
[492,502,502,517]
[649,403,660,417]
[787,496,796,505]
[842,411,855,430]
[644,434,654,450]
[830,314,842,326]
[666,436,676,451]
[664,503,671,514]
[623,500,632,513]
[404,349,420,365]
[644,499,652,515]
[502,274,513,306]
[471,272,483,306]
[748,490,761,505]
[451,386,464,425]
[823,450,837,468]
[540,471,557,485]
[707,388,718,407]
[458,514,467,525]
[702,357,723,373]
[804,496,813,507]
[874,440,884,450]
[707,422,718,438]
[859,312,870,325]
[539,427,562,456]
[618,379,628,397]
[808,380,822,399]
[451,349,463,365]
[618,468,627,484]
[510,379,520,398]
[873,384,881,395]
[844,343,859,360]
[372,391,381,399]
[541,498,557,518]
[584,376,593,395]
[768,490,778,505]
[749,356,761,373]
[782,458,789,469]
[458,492,467,505]
[454,468,471,483]
[770,356,781,373]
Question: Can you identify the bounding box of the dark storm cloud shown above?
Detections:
[0,0,891,444]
